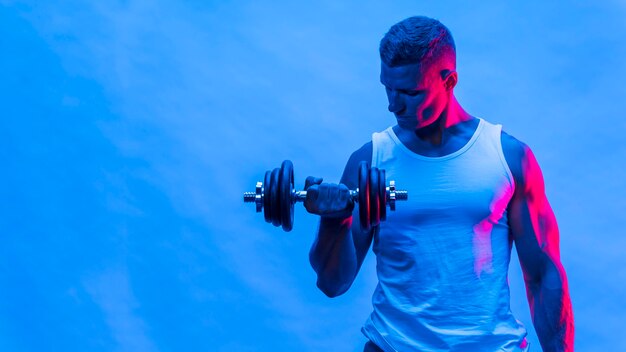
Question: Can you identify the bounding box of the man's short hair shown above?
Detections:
[380,16,456,68]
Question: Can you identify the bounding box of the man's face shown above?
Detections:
[380,62,450,131]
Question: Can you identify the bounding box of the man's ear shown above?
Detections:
[441,70,458,91]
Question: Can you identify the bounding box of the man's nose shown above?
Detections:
[387,90,405,113]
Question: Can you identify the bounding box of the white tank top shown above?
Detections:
[362,118,529,351]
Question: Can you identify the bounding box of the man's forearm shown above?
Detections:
[528,263,575,352]
[309,216,359,297]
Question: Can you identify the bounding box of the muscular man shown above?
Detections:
[304,16,574,351]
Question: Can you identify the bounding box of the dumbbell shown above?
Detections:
[243,160,408,232]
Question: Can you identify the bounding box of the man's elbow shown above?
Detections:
[316,278,352,298]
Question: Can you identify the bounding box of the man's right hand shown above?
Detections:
[303,176,355,219]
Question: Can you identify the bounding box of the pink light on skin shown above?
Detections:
[520,146,561,263]
[512,145,574,350]
[472,180,514,279]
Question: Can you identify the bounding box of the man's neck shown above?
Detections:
[415,96,473,146]
[393,96,478,157]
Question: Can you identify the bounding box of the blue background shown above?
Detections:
[1,1,625,351]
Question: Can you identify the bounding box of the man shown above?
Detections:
[304,16,574,351]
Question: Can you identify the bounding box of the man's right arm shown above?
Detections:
[308,142,375,297]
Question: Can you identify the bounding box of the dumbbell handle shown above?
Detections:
[243,182,408,204]
[290,188,408,203]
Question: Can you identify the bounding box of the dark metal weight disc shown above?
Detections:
[358,161,370,231]
[279,160,295,232]
[369,167,380,228]
[263,170,272,223]
[270,168,281,227]
[379,169,387,221]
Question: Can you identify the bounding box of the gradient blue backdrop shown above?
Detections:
[1,1,625,351]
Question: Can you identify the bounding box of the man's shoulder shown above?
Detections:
[351,141,373,163]
[500,130,527,157]
[340,142,373,187]
[499,129,533,189]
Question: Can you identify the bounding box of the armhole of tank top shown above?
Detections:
[371,131,380,168]
[494,124,516,194]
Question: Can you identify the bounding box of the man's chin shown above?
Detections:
[396,117,431,131]
[395,116,416,128]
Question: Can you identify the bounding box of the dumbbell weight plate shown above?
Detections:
[369,167,380,228]
[270,168,281,227]
[263,170,272,223]
[358,161,370,231]
[379,169,387,221]
[279,160,295,232]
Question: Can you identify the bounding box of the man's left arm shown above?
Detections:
[503,134,575,352]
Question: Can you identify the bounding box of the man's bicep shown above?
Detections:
[509,146,562,284]
[340,142,375,264]
[510,195,559,285]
